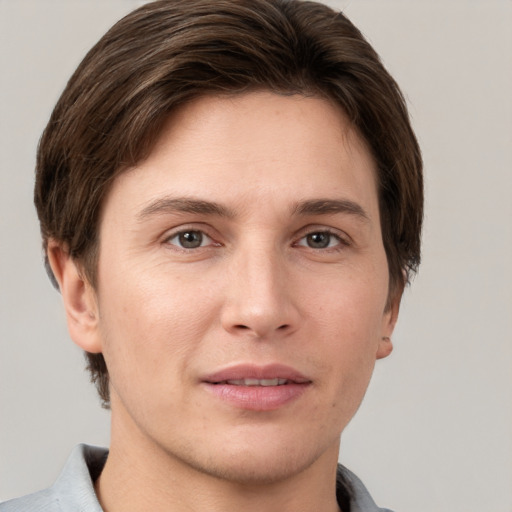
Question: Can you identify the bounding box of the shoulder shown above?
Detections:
[0,444,107,512]
[0,488,60,512]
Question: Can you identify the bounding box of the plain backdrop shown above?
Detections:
[1,1,511,510]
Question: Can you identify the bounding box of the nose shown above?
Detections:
[220,244,301,339]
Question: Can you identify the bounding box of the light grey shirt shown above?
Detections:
[0,444,393,512]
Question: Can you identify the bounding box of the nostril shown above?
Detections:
[234,324,249,330]
[278,324,290,330]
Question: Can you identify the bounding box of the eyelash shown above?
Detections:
[294,229,349,251]
[163,226,350,253]
[164,229,217,250]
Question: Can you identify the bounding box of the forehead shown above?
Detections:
[105,91,379,221]
[152,91,372,171]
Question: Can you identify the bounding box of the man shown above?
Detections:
[1,0,422,511]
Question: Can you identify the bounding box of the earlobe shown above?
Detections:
[376,335,393,360]
[47,240,103,354]
[376,286,402,360]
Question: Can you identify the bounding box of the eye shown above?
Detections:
[166,230,213,249]
[296,231,345,249]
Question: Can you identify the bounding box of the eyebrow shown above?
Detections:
[137,197,234,221]
[293,199,370,222]
[137,196,370,223]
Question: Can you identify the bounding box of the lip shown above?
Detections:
[201,364,311,411]
[203,363,311,384]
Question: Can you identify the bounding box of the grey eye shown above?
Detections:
[306,232,331,249]
[168,230,211,249]
[296,231,344,250]
[179,231,203,248]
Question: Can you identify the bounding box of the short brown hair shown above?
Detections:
[35,0,423,408]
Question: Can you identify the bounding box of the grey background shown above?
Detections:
[1,1,511,510]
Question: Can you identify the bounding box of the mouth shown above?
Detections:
[203,363,310,383]
[202,364,311,411]
[214,378,290,386]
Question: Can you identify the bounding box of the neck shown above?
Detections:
[95,407,342,512]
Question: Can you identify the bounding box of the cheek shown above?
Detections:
[317,309,380,426]
[309,265,388,394]
[310,261,388,335]
[96,266,220,391]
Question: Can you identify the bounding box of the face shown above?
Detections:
[62,92,398,483]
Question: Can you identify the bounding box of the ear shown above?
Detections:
[376,285,403,360]
[47,240,103,354]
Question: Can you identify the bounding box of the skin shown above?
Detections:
[49,91,400,512]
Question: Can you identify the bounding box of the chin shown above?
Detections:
[196,449,317,486]
[163,427,338,486]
